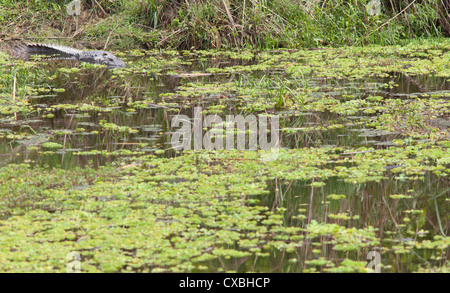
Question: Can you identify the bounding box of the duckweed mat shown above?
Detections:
[0,39,448,272]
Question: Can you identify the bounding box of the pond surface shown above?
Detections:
[0,41,448,272]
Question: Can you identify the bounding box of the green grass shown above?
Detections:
[0,0,447,50]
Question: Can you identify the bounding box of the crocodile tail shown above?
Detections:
[25,43,83,59]
[0,41,29,60]
[1,41,83,60]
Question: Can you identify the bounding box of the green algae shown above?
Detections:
[0,39,449,272]
[0,145,447,272]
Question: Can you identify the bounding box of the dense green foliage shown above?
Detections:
[0,0,448,50]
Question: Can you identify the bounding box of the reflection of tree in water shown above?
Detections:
[42,66,188,105]
[242,175,449,273]
[390,73,450,95]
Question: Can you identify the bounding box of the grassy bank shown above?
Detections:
[0,0,448,50]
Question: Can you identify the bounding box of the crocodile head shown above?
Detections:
[78,50,126,68]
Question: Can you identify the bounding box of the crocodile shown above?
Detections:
[3,41,125,68]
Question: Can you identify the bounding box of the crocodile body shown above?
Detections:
[5,42,125,68]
